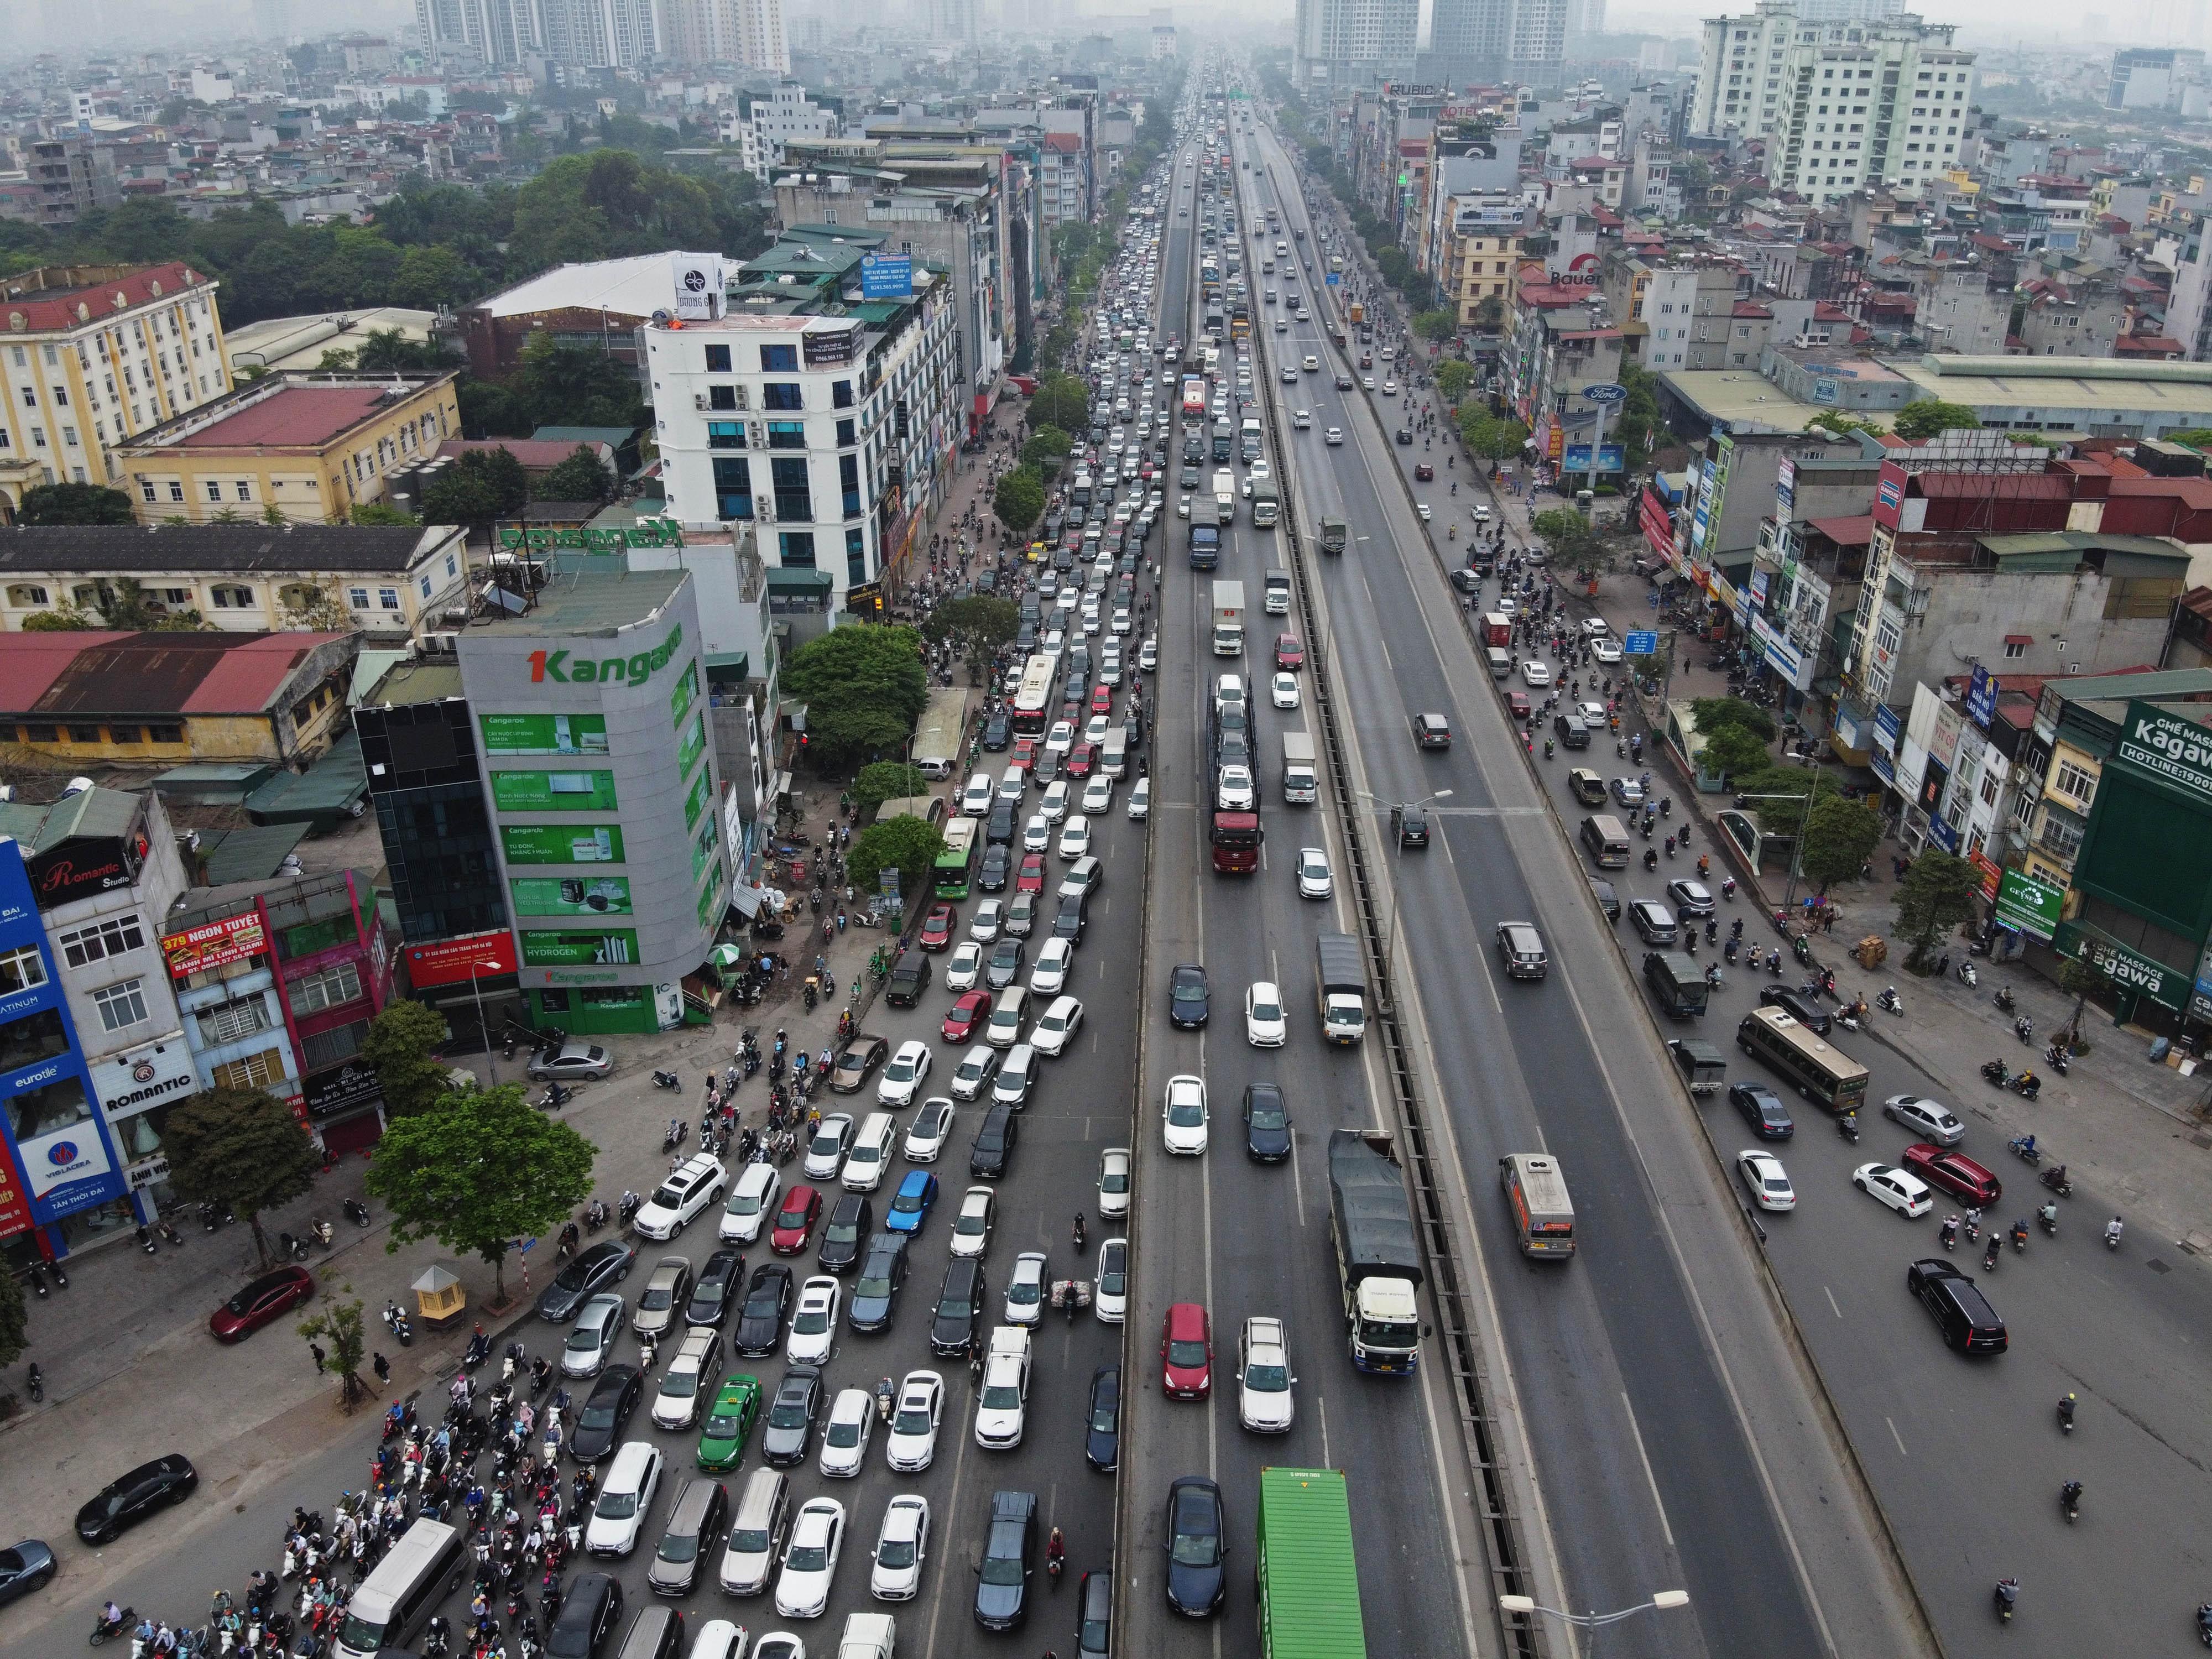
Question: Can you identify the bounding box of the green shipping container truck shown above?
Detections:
[1256,1467,1366,1659]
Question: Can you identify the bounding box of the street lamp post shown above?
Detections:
[1498,1588,1690,1657]
[468,962,505,1088]
[1356,787,1453,971]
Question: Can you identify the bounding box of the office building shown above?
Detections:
[414,0,538,65]
[736,82,839,180]
[1691,0,1975,205]
[2107,48,2209,114]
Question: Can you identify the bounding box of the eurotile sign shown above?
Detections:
[2110,701,2212,809]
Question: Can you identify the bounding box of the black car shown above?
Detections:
[1241,1082,1291,1162]
[1589,879,1622,922]
[1077,1569,1114,1659]
[0,1542,55,1610]
[1907,1258,2008,1354]
[74,1454,197,1545]
[817,1195,872,1275]
[1729,1081,1795,1140]
[1085,1365,1121,1472]
[1163,1476,1227,1618]
[985,937,1027,990]
[1169,963,1211,1027]
[686,1248,743,1328]
[759,1365,824,1466]
[1391,804,1428,848]
[983,712,1012,751]
[978,844,1012,892]
[570,1365,643,1463]
[733,1264,795,1357]
[1052,891,1090,942]
[971,1102,1018,1179]
[545,1572,623,1659]
[974,1490,1039,1632]
[1757,984,1833,1035]
[932,1258,987,1358]
[884,950,932,1008]
[536,1238,639,1322]
[848,1233,910,1333]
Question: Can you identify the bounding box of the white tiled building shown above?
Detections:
[730,82,841,182]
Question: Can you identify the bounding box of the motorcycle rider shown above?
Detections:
[1046,1526,1067,1574]
[2106,1215,2125,1247]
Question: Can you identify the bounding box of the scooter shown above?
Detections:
[651,1071,681,1092]
[2007,1135,2043,1165]
[1982,1058,2010,1087]
[1994,1579,2019,1624]
[91,1606,135,1646]
[1956,959,1978,987]
[2045,1042,2071,1076]
[2058,1394,2076,1434]
[343,1199,372,1227]
[1994,986,2017,1014]
[310,1218,333,1249]
[1837,1111,1860,1144]
[2040,1165,2073,1198]
[1875,985,1903,1016]
[2060,1481,2081,1524]
[25,1363,41,1402]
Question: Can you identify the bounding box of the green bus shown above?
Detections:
[1736,1006,1869,1112]
[1257,1467,1365,1659]
[933,818,979,902]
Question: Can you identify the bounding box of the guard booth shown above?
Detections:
[413,1263,467,1331]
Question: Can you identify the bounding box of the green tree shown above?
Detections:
[352,328,457,373]
[1893,849,1983,969]
[850,813,947,901]
[782,625,929,769]
[297,1295,370,1409]
[350,502,421,526]
[921,594,1021,656]
[20,608,93,631]
[1689,695,1778,744]
[1461,410,1527,469]
[2056,954,2113,1040]
[361,1000,457,1120]
[1892,399,1982,441]
[994,467,1046,535]
[1029,374,1090,435]
[1797,794,1884,895]
[1435,360,1473,404]
[422,447,529,535]
[1471,293,1505,331]
[0,1266,24,1371]
[163,1088,322,1268]
[854,761,931,817]
[365,1084,597,1307]
[1020,426,1072,476]
[16,482,135,525]
[1531,507,1603,566]
[387,244,483,310]
[538,444,617,504]
[1731,763,1839,837]
[512,332,644,429]
[2162,427,2212,450]
[1804,412,1887,439]
[1412,307,1457,343]
[1702,722,1771,780]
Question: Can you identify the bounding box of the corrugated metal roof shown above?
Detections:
[170,387,390,450]
[0,524,443,576]
[0,631,345,718]
[0,785,142,853]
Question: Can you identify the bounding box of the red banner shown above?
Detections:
[1970,851,2004,900]
[1640,488,1676,558]
[160,910,265,979]
[404,931,520,990]
[0,1134,32,1241]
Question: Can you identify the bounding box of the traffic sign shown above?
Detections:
[1624,630,1660,655]
[1326,273,1340,286]
[1581,384,1628,404]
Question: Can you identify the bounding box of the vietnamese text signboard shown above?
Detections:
[2110,701,2212,808]
[160,911,265,979]
[492,771,619,812]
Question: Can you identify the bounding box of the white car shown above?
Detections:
[877,1041,932,1108]
[803,1114,853,1182]
[1140,638,1158,673]
[1112,607,1134,635]
[1579,616,1611,639]
[1217,765,1256,811]
[1362,376,1375,390]
[1293,409,1312,428]
[1058,815,1092,860]
[1245,981,1288,1047]
[1521,660,1553,688]
[997,769,1025,803]
[1005,1251,1048,1327]
[1381,379,1397,395]
[905,1097,954,1163]
[969,901,1004,943]
[1098,1147,1131,1219]
[1325,427,1344,445]
[962,774,994,816]
[583,1441,661,1555]
[1271,672,1300,709]
[1039,780,1071,823]
[818,1387,875,1478]
[1416,503,1432,522]
[1030,936,1075,996]
[1163,1073,1209,1155]
[950,1047,998,1102]
[949,1185,995,1260]
[1022,813,1050,854]
[869,1494,931,1601]
[1082,776,1114,814]
[1095,1237,1128,1324]
[945,942,984,993]
[1591,638,1623,665]
[1853,1161,1935,1218]
[1296,846,1333,899]
[884,1371,943,1473]
[774,1498,846,1619]
[1302,355,1319,371]
[1238,1315,1296,1433]
[1031,994,1085,1057]
[1045,721,1075,757]
[719,1161,781,1244]
[972,1329,1031,1448]
[1736,1150,1797,1213]
[787,1276,841,1364]
[1084,714,1110,747]
[1177,495,1190,518]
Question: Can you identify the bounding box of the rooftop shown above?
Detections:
[0,631,351,718]
[173,385,394,450]
[469,567,686,637]
[0,785,143,854]
[1890,356,2212,418]
[0,263,212,333]
[0,523,458,576]
[470,253,722,321]
[224,307,442,374]
[1660,368,1882,434]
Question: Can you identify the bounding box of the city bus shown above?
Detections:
[1182,377,1208,420]
[933,817,980,901]
[1010,656,1057,739]
[1735,1006,1870,1113]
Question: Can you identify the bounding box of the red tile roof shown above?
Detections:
[1806,514,1874,546]
[169,387,392,451]
[0,262,209,332]
[2114,333,2184,355]
[0,631,349,718]
[439,437,607,468]
[1041,132,1083,153]
[1732,301,1772,319]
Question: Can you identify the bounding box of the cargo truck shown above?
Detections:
[1256,1467,1368,1659]
[1188,524,1222,571]
[1326,1130,1423,1373]
[1481,611,1512,649]
[1263,569,1291,613]
[1313,931,1366,1044]
[1240,416,1264,461]
[1318,516,1348,555]
[1250,478,1280,528]
[1212,580,1246,656]
[1280,731,1318,805]
[1212,468,1236,522]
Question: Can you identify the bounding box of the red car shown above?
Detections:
[1009,739,1037,774]
[1275,635,1305,671]
[1506,691,1532,722]
[1067,743,1097,778]
[1414,462,1434,482]
[769,1185,823,1254]
[1016,853,1047,894]
[209,1265,316,1342]
[918,905,957,952]
[1161,1302,1213,1399]
[1902,1144,2002,1207]
[1089,684,1114,716]
[942,989,993,1044]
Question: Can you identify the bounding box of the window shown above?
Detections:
[6,1073,88,1140]
[770,456,812,520]
[168,481,184,502]
[762,383,804,411]
[140,479,158,502]
[705,343,732,373]
[0,943,48,994]
[847,526,867,585]
[93,978,149,1032]
[379,588,400,611]
[212,1047,288,1091]
[712,455,753,520]
[58,916,145,968]
[832,379,854,409]
[2053,759,2096,806]
[779,530,817,567]
[200,995,272,1044]
[836,418,857,448]
[766,421,806,450]
[350,587,370,608]
[708,384,738,410]
[289,959,364,1014]
[840,453,862,518]
[147,723,181,744]
[234,481,252,502]
[760,343,799,372]
[212,585,254,608]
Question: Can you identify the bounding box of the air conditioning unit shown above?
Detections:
[416,630,460,658]
[749,421,767,447]
[695,394,712,411]
[756,497,776,524]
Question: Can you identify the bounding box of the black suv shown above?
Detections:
[545,1573,623,1659]
[884,950,932,1008]
[1757,985,1832,1035]
[974,1489,1039,1631]
[1907,1258,2008,1354]
[817,1195,872,1275]
[931,1258,987,1358]
[1391,804,1429,848]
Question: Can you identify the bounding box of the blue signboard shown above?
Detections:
[1326,273,1341,286]
[1580,383,1628,404]
[0,837,123,1233]
[1874,703,1902,754]
[1624,630,1660,655]
[1561,443,1627,473]
[1965,664,2001,731]
[859,254,913,300]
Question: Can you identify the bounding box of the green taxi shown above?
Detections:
[695,1374,764,1471]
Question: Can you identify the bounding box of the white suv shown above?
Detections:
[633,1154,728,1241]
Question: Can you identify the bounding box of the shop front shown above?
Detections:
[88,1035,200,1224]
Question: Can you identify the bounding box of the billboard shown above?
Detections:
[1965,665,2001,732]
[860,254,914,299]
[403,931,520,990]
[500,823,626,864]
[2110,700,2212,808]
[670,253,724,320]
[480,713,608,755]
[512,877,634,917]
[519,929,639,967]
[160,910,266,979]
[491,770,619,813]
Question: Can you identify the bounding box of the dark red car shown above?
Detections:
[1016,853,1047,894]
[918,905,957,952]
[769,1185,823,1255]
[209,1265,316,1342]
[942,989,993,1044]
[1274,635,1305,671]
[1068,743,1097,778]
[1506,691,1531,722]
[1009,739,1036,775]
[1902,1144,2002,1207]
[1089,684,1114,716]
[1161,1301,1213,1399]
[1414,462,1434,482]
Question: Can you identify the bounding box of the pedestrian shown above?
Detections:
[373,1352,392,1386]
[310,1342,327,1374]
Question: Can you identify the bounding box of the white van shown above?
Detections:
[585,1442,663,1556]
[1100,730,1128,779]
[718,1468,792,1595]
[719,1162,780,1244]
[962,773,995,816]
[842,1112,897,1192]
[652,1328,724,1430]
[332,1520,465,1659]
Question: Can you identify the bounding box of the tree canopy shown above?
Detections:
[1797,795,1883,895]
[921,595,1020,656]
[1895,849,1983,968]
[1030,374,1089,435]
[538,444,618,504]
[163,1088,322,1267]
[362,1000,458,1120]
[994,468,1046,535]
[16,483,135,525]
[1435,360,1473,404]
[421,446,529,530]
[851,813,947,901]
[782,625,929,769]
[854,762,933,817]
[1531,508,1604,567]
[1892,399,1982,441]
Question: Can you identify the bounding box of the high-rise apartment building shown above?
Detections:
[660,0,790,74]
[534,0,660,67]
[414,0,536,65]
[1293,0,1420,90]
[1691,0,1975,205]
[1425,0,1563,86]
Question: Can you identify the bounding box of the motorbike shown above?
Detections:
[2040,1165,2073,1198]
[2015,1015,2034,1045]
[617,1191,643,1227]
[343,1198,372,1228]
[2058,1394,2077,1435]
[651,1070,681,1093]
[1982,1236,2001,1272]
[25,1363,41,1402]
[2105,1218,2124,1251]
[1994,987,2017,1014]
[1994,1579,2019,1624]
[91,1606,135,1646]
[2197,1603,2212,1648]
[310,1218,333,1250]
[278,1231,309,1264]
[2060,1481,2081,1524]
[2045,1042,2070,1076]
[1982,1058,2010,1087]
[874,1376,895,1426]
[1939,1215,1959,1251]
[661,1119,687,1152]
[1837,1111,1860,1144]
[1876,985,1903,1016]
[2008,1135,2043,1165]
[137,1224,158,1255]
[1721,877,1736,901]
[2038,1203,2058,1237]
[2011,1219,2030,1254]
[156,1218,182,1246]
[1956,959,1978,987]
[2007,1072,2042,1101]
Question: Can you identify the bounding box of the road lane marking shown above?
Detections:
[1620,1387,1678,1551]
[1887,1418,1908,1458]
[1824,1285,1842,1319]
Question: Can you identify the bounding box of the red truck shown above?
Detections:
[1481,611,1512,649]
[1210,811,1262,874]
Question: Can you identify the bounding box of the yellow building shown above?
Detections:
[1446,225,1528,330]
[114,371,462,525]
[0,262,232,517]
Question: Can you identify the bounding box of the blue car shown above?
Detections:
[885,1168,940,1235]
